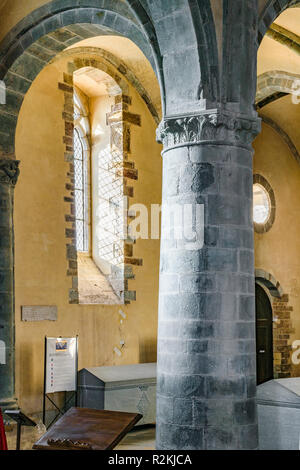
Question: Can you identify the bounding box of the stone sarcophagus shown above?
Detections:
[78,363,156,426]
[257,378,300,450]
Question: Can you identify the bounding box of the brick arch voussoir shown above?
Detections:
[255,268,284,298]
[256,70,300,103]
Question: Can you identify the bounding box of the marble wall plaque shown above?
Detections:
[21,306,57,322]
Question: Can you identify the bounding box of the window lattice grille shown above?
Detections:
[74,128,88,252]
[97,145,124,266]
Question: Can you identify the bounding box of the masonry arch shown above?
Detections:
[255,268,283,299]
[256,70,300,107]
[53,46,161,124]
[0,29,160,157]
[0,0,220,137]
[258,0,300,43]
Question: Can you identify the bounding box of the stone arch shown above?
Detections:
[131,0,220,114]
[0,26,161,156]
[0,1,158,69]
[0,1,162,156]
[53,46,160,124]
[187,0,219,104]
[258,0,300,44]
[0,1,221,157]
[123,0,165,110]
[221,1,258,113]
[255,268,284,298]
[256,70,300,106]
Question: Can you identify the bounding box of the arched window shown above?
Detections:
[73,88,90,253]
[72,74,127,305]
[74,128,89,252]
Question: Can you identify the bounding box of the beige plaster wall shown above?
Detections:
[0,0,49,42]
[14,54,162,414]
[254,102,300,372]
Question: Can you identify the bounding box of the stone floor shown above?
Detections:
[5,419,156,451]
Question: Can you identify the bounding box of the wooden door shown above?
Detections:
[255,283,274,385]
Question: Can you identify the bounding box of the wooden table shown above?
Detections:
[33,407,142,450]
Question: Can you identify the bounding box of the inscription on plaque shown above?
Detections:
[21,306,57,322]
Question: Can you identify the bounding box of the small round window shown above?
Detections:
[253,175,276,233]
[253,184,271,224]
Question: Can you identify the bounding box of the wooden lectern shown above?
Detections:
[33,407,142,450]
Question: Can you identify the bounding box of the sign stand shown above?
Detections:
[42,336,78,429]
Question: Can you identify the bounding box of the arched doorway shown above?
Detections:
[255,283,274,385]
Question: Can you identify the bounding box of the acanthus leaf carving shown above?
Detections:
[157,111,261,150]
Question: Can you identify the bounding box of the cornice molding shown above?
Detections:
[157,110,261,151]
[0,159,20,186]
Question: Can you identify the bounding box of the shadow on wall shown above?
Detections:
[139,338,157,364]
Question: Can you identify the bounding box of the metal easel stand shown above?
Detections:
[43,391,78,429]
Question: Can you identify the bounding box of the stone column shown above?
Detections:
[0,158,20,410]
[156,110,260,450]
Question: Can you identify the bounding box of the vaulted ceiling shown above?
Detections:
[257,6,300,167]
[258,8,300,76]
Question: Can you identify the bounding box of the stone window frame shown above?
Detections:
[253,174,276,234]
[59,55,144,305]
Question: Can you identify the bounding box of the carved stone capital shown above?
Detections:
[0,159,20,186]
[157,110,261,151]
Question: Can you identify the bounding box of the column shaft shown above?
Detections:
[0,159,19,409]
[156,112,260,450]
